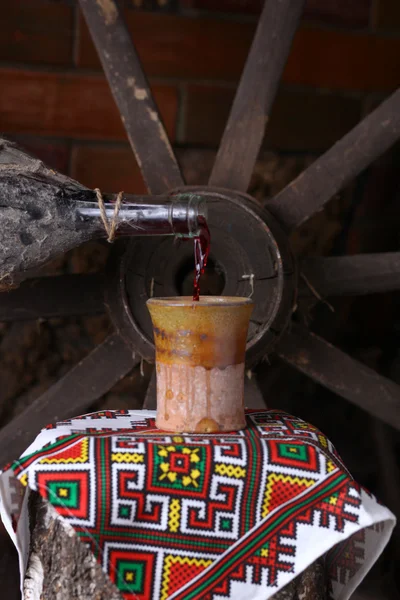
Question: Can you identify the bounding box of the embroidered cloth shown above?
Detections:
[0,409,395,599]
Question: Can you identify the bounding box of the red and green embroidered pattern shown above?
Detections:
[9,410,390,600]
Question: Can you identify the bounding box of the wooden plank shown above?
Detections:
[300,253,400,297]
[267,88,400,232]
[0,333,138,467]
[210,0,305,191]
[276,325,400,431]
[78,0,183,194]
[0,274,106,321]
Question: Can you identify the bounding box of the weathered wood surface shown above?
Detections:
[210,0,305,192]
[267,88,400,232]
[0,137,94,287]
[27,491,326,599]
[78,0,183,194]
[276,325,400,431]
[0,333,138,468]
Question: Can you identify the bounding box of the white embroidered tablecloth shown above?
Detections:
[0,409,395,599]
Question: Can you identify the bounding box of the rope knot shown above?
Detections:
[94,188,124,243]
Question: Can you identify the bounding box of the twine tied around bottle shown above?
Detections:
[94,188,124,243]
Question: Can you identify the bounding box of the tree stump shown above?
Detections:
[25,491,122,600]
[25,491,327,600]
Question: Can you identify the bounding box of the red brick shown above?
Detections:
[7,136,70,174]
[77,11,254,79]
[78,11,400,91]
[184,85,362,150]
[285,28,400,91]
[375,0,400,30]
[71,144,146,194]
[0,0,74,66]
[0,68,178,142]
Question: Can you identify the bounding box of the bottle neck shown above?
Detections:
[74,193,207,239]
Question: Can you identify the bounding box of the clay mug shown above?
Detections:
[146,296,253,433]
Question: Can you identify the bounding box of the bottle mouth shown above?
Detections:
[170,194,208,237]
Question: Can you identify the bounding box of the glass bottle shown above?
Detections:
[72,192,207,239]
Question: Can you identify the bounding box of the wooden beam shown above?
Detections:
[209,0,305,192]
[267,89,400,231]
[276,325,400,431]
[0,333,138,467]
[300,253,400,297]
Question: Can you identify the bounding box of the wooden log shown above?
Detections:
[26,491,326,599]
[0,137,97,288]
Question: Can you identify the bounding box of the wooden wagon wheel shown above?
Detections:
[0,0,400,471]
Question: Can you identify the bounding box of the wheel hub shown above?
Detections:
[107,187,296,365]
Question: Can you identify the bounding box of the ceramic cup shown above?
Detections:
[146,296,253,433]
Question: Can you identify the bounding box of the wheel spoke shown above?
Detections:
[300,253,400,297]
[276,325,400,431]
[0,333,138,466]
[0,274,105,321]
[78,0,183,194]
[267,88,400,231]
[209,0,305,191]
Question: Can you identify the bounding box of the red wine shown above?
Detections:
[193,216,211,301]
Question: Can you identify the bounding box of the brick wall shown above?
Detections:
[1,0,399,194]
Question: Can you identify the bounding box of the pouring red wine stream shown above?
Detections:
[193,216,211,301]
